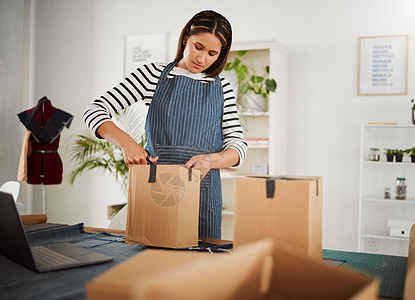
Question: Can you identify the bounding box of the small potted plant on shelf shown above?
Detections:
[395,149,405,162]
[225,50,277,113]
[384,148,395,162]
[405,147,415,163]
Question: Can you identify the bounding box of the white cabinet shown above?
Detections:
[358,123,415,256]
[220,41,288,240]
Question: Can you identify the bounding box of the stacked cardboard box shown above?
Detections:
[233,176,323,259]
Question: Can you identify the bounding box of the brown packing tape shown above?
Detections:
[20,214,47,225]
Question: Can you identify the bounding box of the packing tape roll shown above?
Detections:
[20,214,47,225]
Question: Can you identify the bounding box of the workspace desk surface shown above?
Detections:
[0,224,408,300]
[323,249,407,300]
[0,223,232,300]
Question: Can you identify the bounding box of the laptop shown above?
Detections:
[0,191,113,272]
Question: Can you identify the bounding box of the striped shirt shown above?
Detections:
[83,62,247,165]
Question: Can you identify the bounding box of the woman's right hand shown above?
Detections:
[96,121,158,166]
[122,141,158,166]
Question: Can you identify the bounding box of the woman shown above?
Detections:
[83,10,247,239]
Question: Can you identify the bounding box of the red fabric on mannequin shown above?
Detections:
[27,100,62,184]
[18,98,73,185]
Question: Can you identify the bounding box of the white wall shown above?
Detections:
[28,0,415,251]
[0,0,24,188]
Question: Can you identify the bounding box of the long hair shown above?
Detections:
[174,10,232,76]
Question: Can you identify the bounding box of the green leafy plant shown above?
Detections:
[225,50,277,98]
[405,147,415,163]
[405,147,415,157]
[68,107,146,194]
[395,149,405,155]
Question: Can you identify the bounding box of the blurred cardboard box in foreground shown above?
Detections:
[87,238,378,300]
[404,224,415,299]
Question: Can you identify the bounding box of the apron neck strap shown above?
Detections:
[162,61,179,76]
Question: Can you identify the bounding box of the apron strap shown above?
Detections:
[161,61,179,77]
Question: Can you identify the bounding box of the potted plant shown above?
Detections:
[395,149,405,162]
[225,50,277,113]
[69,108,146,219]
[384,148,395,162]
[405,147,415,163]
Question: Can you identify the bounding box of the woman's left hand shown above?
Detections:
[185,154,216,179]
[185,149,239,180]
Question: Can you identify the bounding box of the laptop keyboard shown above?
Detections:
[32,245,78,269]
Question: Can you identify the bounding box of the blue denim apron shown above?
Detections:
[145,62,224,239]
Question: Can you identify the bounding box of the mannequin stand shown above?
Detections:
[42,184,46,214]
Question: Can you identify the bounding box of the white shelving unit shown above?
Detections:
[358,123,415,256]
[220,41,288,240]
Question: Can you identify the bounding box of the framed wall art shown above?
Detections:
[358,34,408,96]
[124,33,168,76]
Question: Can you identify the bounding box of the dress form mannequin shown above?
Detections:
[17,97,73,212]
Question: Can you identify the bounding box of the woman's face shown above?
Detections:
[177,32,222,74]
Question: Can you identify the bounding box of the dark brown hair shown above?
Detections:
[174,10,232,76]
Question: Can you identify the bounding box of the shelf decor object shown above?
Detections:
[224,50,277,113]
[358,34,408,96]
[405,147,415,163]
[358,123,415,256]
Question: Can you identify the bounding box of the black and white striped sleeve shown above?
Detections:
[221,77,248,166]
[83,63,162,138]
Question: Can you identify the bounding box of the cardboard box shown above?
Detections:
[126,164,200,249]
[87,238,378,300]
[404,224,415,300]
[390,227,411,238]
[265,241,378,300]
[234,176,323,259]
[388,219,415,238]
[87,239,275,300]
